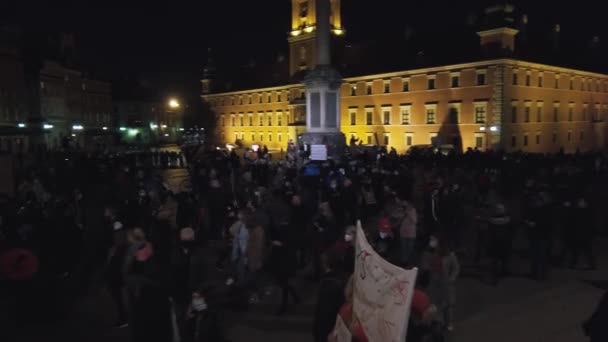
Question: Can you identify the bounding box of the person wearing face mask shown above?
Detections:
[331,226,356,274]
[184,290,225,342]
[375,216,393,260]
[420,236,460,332]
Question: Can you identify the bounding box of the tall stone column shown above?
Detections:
[301,0,345,159]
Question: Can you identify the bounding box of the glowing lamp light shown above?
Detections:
[291,30,302,37]
[150,123,158,129]
[304,26,314,33]
[17,123,26,128]
[490,126,498,132]
[164,133,169,137]
[72,125,84,130]
[119,127,127,131]
[71,134,76,137]
[480,126,487,131]
[161,124,167,129]
[169,99,180,109]
[102,126,108,130]
[43,124,53,129]
[128,129,139,136]
[333,28,344,35]
[179,128,185,131]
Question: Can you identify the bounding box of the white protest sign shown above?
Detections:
[310,144,328,161]
[353,220,417,342]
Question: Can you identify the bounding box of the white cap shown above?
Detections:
[113,221,124,231]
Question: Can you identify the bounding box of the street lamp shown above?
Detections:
[479,124,498,150]
[169,99,180,109]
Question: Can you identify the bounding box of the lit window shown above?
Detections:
[405,133,414,147]
[475,135,484,148]
[477,71,487,85]
[448,105,460,124]
[382,107,391,125]
[474,103,487,124]
[400,105,411,125]
[351,85,357,96]
[426,106,437,124]
[349,109,357,125]
[451,75,460,88]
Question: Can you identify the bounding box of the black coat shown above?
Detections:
[584,291,608,341]
[313,271,346,342]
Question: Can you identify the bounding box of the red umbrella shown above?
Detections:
[0,248,39,281]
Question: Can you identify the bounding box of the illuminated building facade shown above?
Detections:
[202,2,608,154]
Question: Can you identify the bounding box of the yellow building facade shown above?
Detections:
[202,2,608,154]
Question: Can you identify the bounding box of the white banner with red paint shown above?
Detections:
[354,221,417,342]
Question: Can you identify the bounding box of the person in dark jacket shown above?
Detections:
[487,203,512,285]
[105,221,129,327]
[571,196,597,270]
[525,193,552,280]
[183,289,227,342]
[270,221,300,315]
[583,291,608,342]
[313,252,346,342]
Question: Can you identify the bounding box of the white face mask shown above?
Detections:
[344,234,354,242]
[429,238,438,249]
[192,298,207,312]
[379,232,388,239]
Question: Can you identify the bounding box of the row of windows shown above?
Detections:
[511,130,585,148]
[348,102,488,125]
[512,70,608,92]
[350,71,488,96]
[220,112,289,127]
[510,101,608,123]
[225,131,288,143]
[211,90,298,107]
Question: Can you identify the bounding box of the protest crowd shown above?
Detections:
[1,144,608,342]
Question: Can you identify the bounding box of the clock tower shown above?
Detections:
[288,0,343,77]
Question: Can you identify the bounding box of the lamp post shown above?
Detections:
[479,124,498,150]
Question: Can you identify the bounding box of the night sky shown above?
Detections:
[3,0,607,98]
